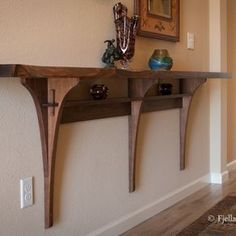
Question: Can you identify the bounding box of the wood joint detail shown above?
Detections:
[42,89,59,116]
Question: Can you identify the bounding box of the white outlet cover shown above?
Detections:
[20,177,33,209]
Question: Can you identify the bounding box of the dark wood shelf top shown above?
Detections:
[0,64,231,80]
[117,69,231,79]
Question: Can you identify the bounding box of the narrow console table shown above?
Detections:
[0,64,230,228]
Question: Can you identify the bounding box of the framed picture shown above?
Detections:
[134,0,180,41]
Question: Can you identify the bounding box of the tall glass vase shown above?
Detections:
[113,2,139,69]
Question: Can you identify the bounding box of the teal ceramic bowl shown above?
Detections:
[148,49,173,71]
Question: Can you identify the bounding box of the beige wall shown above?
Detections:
[227,0,236,162]
[0,0,211,235]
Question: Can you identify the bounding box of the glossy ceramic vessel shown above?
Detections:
[149,49,173,71]
[90,84,108,100]
[159,83,173,95]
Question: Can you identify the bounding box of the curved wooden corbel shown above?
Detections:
[179,78,207,170]
[128,78,159,192]
[128,77,207,191]
[21,77,79,228]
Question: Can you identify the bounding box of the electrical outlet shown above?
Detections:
[20,177,33,209]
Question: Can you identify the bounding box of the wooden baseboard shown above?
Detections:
[209,171,229,184]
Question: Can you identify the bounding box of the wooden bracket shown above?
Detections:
[21,77,79,228]
[128,78,158,192]
[128,77,207,191]
[179,78,207,170]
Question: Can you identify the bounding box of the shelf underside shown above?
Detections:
[62,95,187,123]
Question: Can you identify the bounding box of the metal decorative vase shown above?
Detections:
[148,49,173,71]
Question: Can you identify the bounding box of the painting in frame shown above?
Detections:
[135,0,180,42]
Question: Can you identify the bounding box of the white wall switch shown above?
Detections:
[187,32,195,50]
[20,177,33,208]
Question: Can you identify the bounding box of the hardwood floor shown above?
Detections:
[121,169,236,236]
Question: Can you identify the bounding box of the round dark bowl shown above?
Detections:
[159,83,173,95]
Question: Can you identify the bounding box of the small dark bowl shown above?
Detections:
[90,84,108,100]
[159,83,173,95]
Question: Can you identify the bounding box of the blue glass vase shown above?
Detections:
[148,49,173,71]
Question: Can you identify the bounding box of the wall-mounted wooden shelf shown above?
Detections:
[0,64,230,228]
[62,94,187,123]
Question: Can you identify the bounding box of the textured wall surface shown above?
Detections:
[0,0,211,235]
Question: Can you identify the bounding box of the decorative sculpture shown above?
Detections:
[113,2,139,68]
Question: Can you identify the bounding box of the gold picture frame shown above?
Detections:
[135,0,180,41]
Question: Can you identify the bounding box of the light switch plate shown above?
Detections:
[187,32,195,50]
[20,177,33,208]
